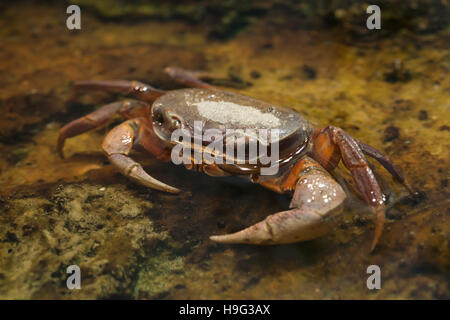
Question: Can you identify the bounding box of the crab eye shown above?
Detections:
[153,109,164,125]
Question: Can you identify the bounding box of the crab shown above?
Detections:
[57,67,411,251]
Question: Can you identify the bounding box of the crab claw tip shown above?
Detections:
[166,186,182,194]
[209,234,251,244]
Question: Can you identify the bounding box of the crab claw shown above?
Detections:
[210,168,346,245]
[103,119,180,194]
[109,154,180,194]
[209,208,339,245]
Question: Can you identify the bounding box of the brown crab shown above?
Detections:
[57,67,411,251]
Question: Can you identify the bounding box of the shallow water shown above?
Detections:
[0,1,449,299]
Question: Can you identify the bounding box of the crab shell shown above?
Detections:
[151,88,313,174]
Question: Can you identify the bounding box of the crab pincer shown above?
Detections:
[210,157,347,245]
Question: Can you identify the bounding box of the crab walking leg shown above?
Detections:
[313,126,386,251]
[57,100,149,158]
[102,118,180,194]
[358,141,413,194]
[75,80,165,102]
[164,66,217,89]
[210,157,346,244]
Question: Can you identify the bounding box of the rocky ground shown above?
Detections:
[0,1,448,299]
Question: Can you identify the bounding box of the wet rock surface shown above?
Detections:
[0,2,449,299]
